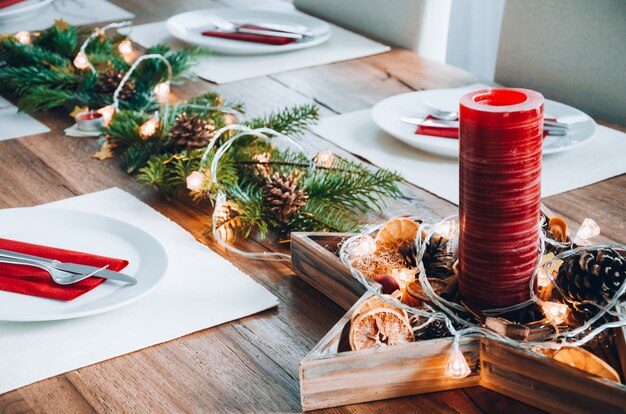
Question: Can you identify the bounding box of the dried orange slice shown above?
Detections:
[349,307,414,350]
[375,217,420,253]
[552,347,621,383]
[549,217,568,242]
[352,295,400,321]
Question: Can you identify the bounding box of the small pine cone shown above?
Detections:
[426,318,450,338]
[263,171,308,223]
[96,67,136,101]
[556,248,626,304]
[170,113,216,150]
[415,318,450,340]
[423,237,454,279]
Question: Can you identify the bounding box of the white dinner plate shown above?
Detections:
[0,0,53,22]
[371,88,597,158]
[0,207,168,321]
[165,8,331,55]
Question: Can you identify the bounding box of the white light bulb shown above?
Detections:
[153,82,170,102]
[574,218,600,245]
[314,150,335,168]
[186,171,207,192]
[73,51,90,70]
[445,342,471,379]
[117,39,132,56]
[97,105,115,126]
[542,302,569,325]
[15,31,31,45]
[391,267,415,289]
[139,117,159,139]
[351,235,376,257]
[537,267,550,289]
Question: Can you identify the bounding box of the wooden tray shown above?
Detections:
[292,232,626,413]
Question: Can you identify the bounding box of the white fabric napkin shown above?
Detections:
[122,17,390,84]
[0,187,278,394]
[0,96,49,141]
[0,0,134,33]
[313,110,626,205]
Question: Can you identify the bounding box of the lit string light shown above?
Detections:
[117,39,133,57]
[14,31,31,44]
[153,81,170,103]
[573,218,601,245]
[186,170,208,192]
[139,112,159,139]
[97,104,116,126]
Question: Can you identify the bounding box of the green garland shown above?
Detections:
[0,20,207,112]
[104,94,404,238]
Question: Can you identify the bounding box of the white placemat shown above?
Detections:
[0,187,278,394]
[0,0,134,33]
[313,110,626,205]
[122,15,390,84]
[0,96,49,141]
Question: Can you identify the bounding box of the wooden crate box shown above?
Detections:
[293,232,626,413]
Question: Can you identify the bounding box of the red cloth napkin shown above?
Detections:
[201,24,297,45]
[415,115,457,138]
[0,0,24,9]
[415,116,556,139]
[0,238,129,301]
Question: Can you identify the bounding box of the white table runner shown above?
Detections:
[0,96,49,141]
[313,110,626,204]
[122,13,389,84]
[0,187,278,394]
[0,0,134,33]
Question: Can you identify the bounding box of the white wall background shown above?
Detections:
[445,0,506,81]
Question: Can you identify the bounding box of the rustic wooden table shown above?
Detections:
[2,1,625,412]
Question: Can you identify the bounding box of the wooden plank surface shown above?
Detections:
[0,0,624,413]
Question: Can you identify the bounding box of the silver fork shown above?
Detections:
[423,101,458,120]
[0,256,100,285]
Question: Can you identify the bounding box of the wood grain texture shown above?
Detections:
[0,0,623,412]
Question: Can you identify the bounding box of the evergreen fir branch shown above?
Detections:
[302,162,403,213]
[0,39,68,68]
[16,86,72,112]
[227,184,269,238]
[243,104,319,136]
[103,110,146,148]
[0,66,81,95]
[120,140,161,173]
[136,154,173,196]
[35,22,78,58]
[294,202,365,233]
[132,45,210,89]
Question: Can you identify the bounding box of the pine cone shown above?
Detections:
[423,237,454,278]
[415,318,450,340]
[263,171,308,223]
[556,248,626,304]
[96,67,136,101]
[170,113,216,150]
[399,237,453,278]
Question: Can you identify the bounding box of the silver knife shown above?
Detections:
[0,249,137,285]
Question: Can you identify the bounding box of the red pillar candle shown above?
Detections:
[458,88,543,309]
